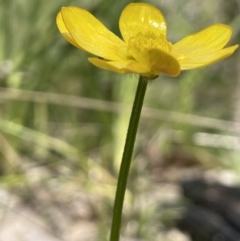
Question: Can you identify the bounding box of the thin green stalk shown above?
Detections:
[110,75,148,241]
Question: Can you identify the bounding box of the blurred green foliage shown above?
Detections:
[0,0,239,240]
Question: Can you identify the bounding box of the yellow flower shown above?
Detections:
[56,3,238,79]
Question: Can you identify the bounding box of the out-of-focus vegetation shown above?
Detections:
[0,0,239,240]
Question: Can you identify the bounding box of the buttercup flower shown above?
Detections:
[56,3,238,79]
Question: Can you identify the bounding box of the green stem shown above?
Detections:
[110,75,148,241]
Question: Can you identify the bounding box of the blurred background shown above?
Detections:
[0,0,239,240]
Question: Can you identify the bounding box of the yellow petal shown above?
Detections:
[177,45,239,70]
[128,46,180,77]
[88,57,150,74]
[119,3,167,43]
[61,7,128,61]
[172,24,233,57]
[56,12,83,49]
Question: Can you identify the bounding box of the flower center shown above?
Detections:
[128,31,172,53]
